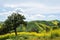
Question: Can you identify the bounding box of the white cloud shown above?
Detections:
[26,14,46,21]
[48,15,56,18]
[4,2,45,8]
[3,2,60,15]
[32,14,45,18]
[0,12,10,16]
[1,2,60,21]
[46,15,58,20]
[4,4,17,8]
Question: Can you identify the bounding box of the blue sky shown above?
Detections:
[0,0,60,21]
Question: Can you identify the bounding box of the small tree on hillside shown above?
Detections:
[4,12,26,35]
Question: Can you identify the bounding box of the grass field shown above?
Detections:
[0,29,60,40]
[0,20,60,40]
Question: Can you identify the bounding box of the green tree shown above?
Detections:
[4,12,26,35]
[58,22,60,28]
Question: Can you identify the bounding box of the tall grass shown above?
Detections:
[0,28,60,40]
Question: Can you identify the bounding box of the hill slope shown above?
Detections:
[17,20,60,33]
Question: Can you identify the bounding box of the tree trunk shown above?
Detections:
[14,28,17,36]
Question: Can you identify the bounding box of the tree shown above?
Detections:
[58,22,60,28]
[4,12,26,35]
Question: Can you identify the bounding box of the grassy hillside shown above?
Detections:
[0,20,60,40]
[17,20,60,32]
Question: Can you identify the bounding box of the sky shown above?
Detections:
[0,0,60,21]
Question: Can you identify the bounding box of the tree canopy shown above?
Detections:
[0,12,26,35]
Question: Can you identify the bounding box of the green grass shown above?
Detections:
[0,29,60,40]
[0,20,60,40]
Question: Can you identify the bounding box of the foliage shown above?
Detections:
[0,13,26,35]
